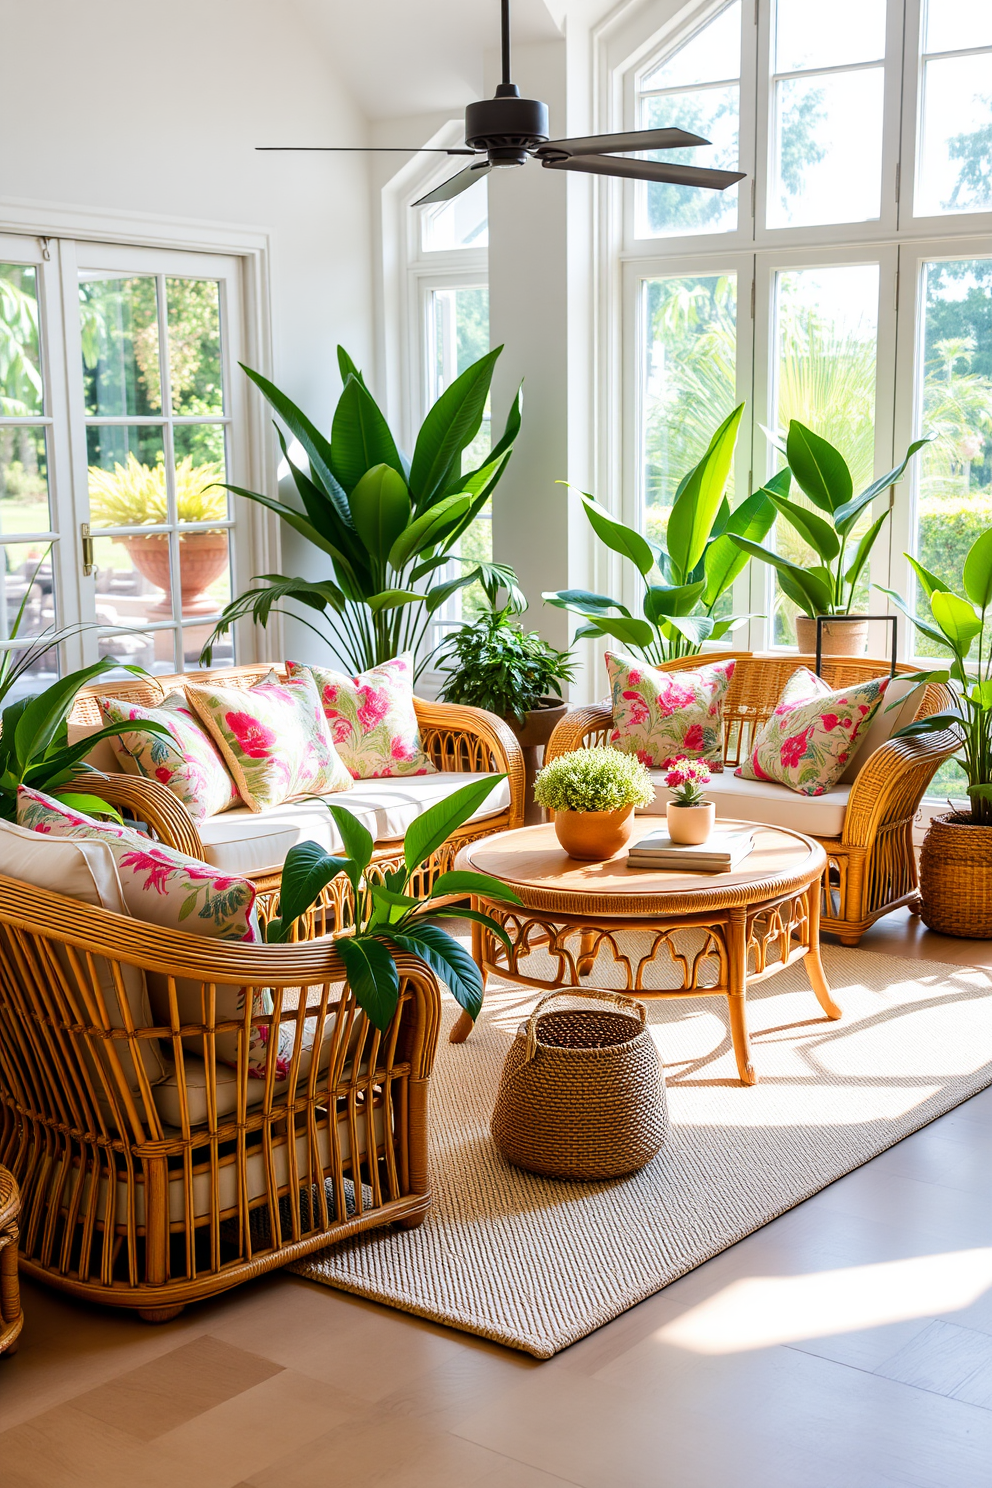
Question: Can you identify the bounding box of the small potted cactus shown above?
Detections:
[533,747,654,860]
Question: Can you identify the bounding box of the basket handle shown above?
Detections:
[523,987,647,1063]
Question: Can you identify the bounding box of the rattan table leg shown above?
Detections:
[805,883,841,1019]
[726,908,757,1086]
[577,929,598,978]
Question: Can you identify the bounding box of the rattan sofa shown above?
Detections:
[68,662,525,915]
[0,874,441,1319]
[545,652,958,945]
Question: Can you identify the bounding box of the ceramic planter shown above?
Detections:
[553,805,635,861]
[919,811,992,939]
[503,699,569,826]
[120,530,229,619]
[666,801,716,846]
[795,615,869,658]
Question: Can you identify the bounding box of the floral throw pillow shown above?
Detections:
[605,653,735,770]
[184,670,353,811]
[100,691,241,822]
[286,654,436,780]
[737,668,889,797]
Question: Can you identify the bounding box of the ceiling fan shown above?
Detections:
[258,0,745,207]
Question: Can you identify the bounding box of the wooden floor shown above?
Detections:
[3,909,992,1488]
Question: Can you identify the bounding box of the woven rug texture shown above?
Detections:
[293,942,992,1358]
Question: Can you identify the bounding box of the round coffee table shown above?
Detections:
[453,818,837,1086]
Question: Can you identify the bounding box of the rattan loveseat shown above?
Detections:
[0,876,441,1319]
[545,652,958,945]
[68,662,525,915]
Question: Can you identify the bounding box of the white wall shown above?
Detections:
[2,0,376,662]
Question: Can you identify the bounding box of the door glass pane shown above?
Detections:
[86,426,167,527]
[0,542,56,640]
[421,180,488,252]
[166,278,224,415]
[0,264,43,415]
[913,257,992,646]
[771,70,884,228]
[173,421,227,500]
[924,0,992,54]
[1,427,50,535]
[641,274,737,543]
[637,2,741,240]
[775,0,885,71]
[771,264,879,644]
[917,54,992,218]
[79,274,161,416]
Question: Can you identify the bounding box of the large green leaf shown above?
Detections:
[833,437,931,530]
[12,659,148,771]
[274,426,359,559]
[581,500,655,578]
[331,375,405,492]
[931,590,983,656]
[428,869,522,904]
[766,493,840,562]
[729,536,834,616]
[267,841,350,943]
[388,493,472,569]
[963,528,992,611]
[403,774,506,875]
[542,590,631,617]
[642,581,706,623]
[366,589,423,614]
[701,479,780,608]
[409,347,500,509]
[240,363,340,498]
[874,584,952,655]
[666,404,744,582]
[336,345,367,389]
[25,720,172,788]
[220,484,356,570]
[450,383,522,504]
[320,802,374,893]
[906,556,952,600]
[336,936,401,1031]
[786,422,852,512]
[347,464,411,561]
[843,510,889,596]
[50,792,123,822]
[383,923,483,1020]
[664,614,716,646]
[586,615,656,650]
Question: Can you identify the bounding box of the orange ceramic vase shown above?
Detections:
[553,806,635,861]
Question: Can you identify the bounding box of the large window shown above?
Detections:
[0,234,251,696]
[620,0,992,673]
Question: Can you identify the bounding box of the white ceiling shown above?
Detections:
[294,0,566,120]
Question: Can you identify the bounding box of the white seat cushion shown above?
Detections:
[638,767,850,837]
[195,771,511,875]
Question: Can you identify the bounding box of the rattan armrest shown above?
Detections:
[414,697,526,828]
[67,771,205,859]
[544,703,613,765]
[841,727,961,847]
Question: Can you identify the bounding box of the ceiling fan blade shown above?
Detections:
[413,162,493,207]
[256,146,476,155]
[537,127,708,158]
[542,154,745,191]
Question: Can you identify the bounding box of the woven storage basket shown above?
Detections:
[491,989,668,1181]
[920,811,992,939]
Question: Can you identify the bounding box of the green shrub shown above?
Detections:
[534,747,654,814]
[918,492,992,591]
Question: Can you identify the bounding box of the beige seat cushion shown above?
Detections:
[196,771,511,875]
[638,767,850,837]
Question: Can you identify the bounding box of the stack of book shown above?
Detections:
[626,827,755,873]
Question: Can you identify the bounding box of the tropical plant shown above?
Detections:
[200,347,522,680]
[533,748,654,815]
[663,755,711,808]
[730,422,930,620]
[544,406,782,663]
[877,529,992,826]
[88,453,226,526]
[264,777,521,1030]
[0,656,170,821]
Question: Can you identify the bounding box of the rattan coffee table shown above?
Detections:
[453,818,837,1086]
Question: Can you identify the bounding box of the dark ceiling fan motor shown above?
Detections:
[464,85,549,166]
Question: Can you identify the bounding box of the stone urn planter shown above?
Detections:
[919,811,992,939]
[503,698,568,826]
[795,615,869,658]
[120,530,229,619]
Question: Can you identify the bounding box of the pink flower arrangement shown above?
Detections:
[664,754,711,806]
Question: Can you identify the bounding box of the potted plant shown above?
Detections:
[533,747,653,861]
[543,406,781,663]
[265,776,522,1029]
[88,453,228,617]
[877,529,992,937]
[200,347,522,679]
[435,567,576,822]
[663,756,714,845]
[730,422,928,656]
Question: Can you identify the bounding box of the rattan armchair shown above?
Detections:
[0,875,441,1319]
[69,662,526,916]
[545,653,958,946]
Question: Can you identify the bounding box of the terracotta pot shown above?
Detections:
[120,531,229,619]
[554,806,635,861]
[503,699,569,826]
[795,614,869,658]
[919,811,992,939]
[666,800,716,846]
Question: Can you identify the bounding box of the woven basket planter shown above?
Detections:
[491,989,668,1180]
[920,811,992,939]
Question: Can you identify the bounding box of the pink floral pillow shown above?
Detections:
[287,654,436,780]
[605,653,735,770]
[737,668,889,797]
[100,691,241,822]
[184,670,353,811]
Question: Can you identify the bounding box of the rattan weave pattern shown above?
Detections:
[920,812,992,939]
[0,1166,22,1356]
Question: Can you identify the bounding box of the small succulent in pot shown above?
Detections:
[663,755,715,845]
[534,747,654,860]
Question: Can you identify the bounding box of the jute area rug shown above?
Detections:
[294,943,992,1358]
